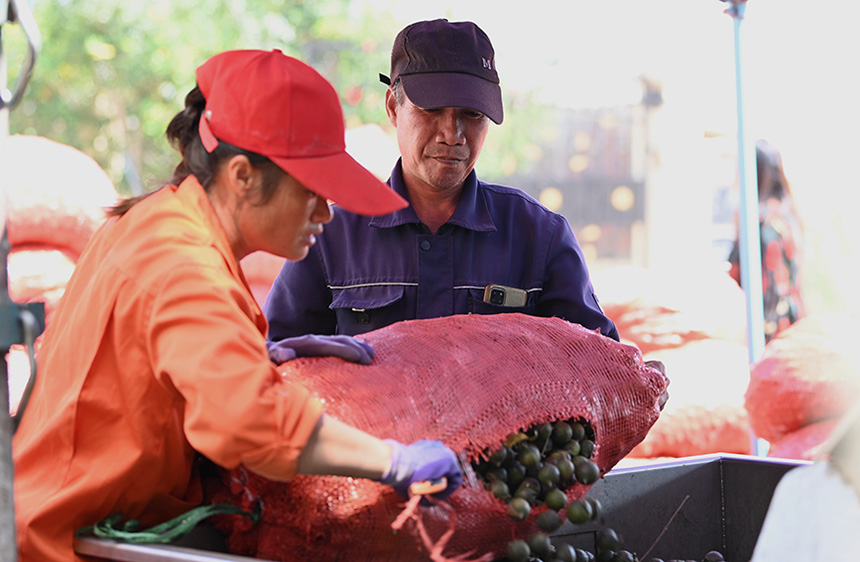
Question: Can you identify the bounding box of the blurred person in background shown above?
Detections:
[264,18,620,343]
[728,139,805,343]
[12,49,462,562]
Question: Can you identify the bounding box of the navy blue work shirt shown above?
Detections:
[264,160,619,341]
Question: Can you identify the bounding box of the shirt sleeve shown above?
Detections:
[537,213,620,341]
[148,261,323,482]
[265,246,338,340]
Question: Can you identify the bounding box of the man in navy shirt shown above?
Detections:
[264,18,619,343]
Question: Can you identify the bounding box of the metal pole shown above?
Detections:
[727,0,766,365]
[2,1,44,558]
[724,0,767,457]
[1,3,17,557]
[0,255,17,562]
[1,0,9,131]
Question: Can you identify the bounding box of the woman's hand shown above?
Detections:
[267,334,374,365]
[379,439,463,502]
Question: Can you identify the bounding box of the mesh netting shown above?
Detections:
[768,418,839,461]
[2,135,118,260]
[594,265,749,354]
[592,266,752,458]
[745,313,860,443]
[207,313,668,561]
[628,340,752,458]
[239,251,286,308]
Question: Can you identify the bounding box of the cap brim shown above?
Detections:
[401,72,504,125]
[272,151,408,216]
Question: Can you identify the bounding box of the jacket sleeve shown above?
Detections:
[265,245,338,341]
[537,213,620,341]
[148,261,323,482]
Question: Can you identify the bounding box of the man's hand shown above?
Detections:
[645,359,670,411]
[267,334,375,365]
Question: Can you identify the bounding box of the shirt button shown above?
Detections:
[420,240,431,251]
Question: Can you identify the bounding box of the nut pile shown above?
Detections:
[471,418,603,562]
[472,420,729,562]
[505,524,728,562]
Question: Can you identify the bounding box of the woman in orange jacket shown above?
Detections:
[12,49,462,561]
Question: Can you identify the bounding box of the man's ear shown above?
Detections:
[384,88,398,127]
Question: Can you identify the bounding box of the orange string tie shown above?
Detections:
[390,495,494,562]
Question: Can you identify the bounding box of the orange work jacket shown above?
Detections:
[13,176,323,561]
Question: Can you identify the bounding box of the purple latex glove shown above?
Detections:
[267,335,374,365]
[379,439,463,502]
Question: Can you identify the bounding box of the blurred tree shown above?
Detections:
[4,0,400,195]
[4,0,551,196]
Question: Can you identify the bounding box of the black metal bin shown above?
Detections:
[551,453,806,561]
[74,453,805,562]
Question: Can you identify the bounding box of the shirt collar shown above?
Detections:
[175,176,243,278]
[368,159,496,232]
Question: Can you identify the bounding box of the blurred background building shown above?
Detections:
[3,0,859,315]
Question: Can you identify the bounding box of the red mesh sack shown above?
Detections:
[594,265,748,354]
[6,247,75,414]
[7,246,77,323]
[239,251,286,307]
[629,340,752,458]
[745,313,860,443]
[1,135,118,260]
[767,418,839,461]
[592,267,752,459]
[207,313,668,562]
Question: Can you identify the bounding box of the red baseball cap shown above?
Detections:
[196,49,407,216]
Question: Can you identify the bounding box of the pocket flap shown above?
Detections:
[330,284,405,310]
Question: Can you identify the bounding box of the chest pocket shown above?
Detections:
[466,287,538,316]
[330,285,407,336]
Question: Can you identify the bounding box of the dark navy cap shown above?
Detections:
[380,19,504,125]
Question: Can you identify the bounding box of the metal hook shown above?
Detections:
[11,306,40,433]
[1,0,42,111]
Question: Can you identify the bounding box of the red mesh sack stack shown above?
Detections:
[239,251,286,308]
[745,313,860,459]
[626,339,752,458]
[3,135,118,261]
[592,266,753,458]
[207,313,668,562]
[767,419,840,461]
[2,134,118,324]
[1,135,118,414]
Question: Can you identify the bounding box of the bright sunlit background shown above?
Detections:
[3,0,859,318]
[364,0,860,316]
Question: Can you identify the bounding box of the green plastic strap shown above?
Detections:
[76,503,259,544]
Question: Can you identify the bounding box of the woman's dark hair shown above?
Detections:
[756,139,791,202]
[109,86,284,217]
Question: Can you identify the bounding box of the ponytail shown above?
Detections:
[165,87,211,188]
[109,87,283,217]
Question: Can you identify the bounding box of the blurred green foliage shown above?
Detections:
[4,0,550,195]
[4,0,395,194]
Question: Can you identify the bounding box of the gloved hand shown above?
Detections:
[645,359,670,411]
[379,439,463,502]
[267,335,374,365]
